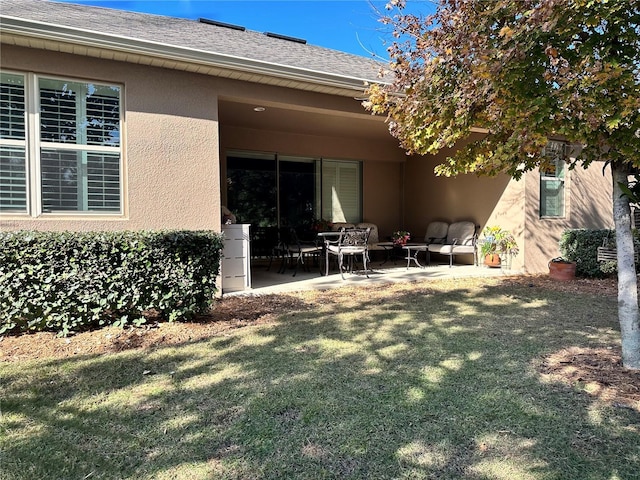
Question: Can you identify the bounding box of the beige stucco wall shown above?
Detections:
[403,133,522,267]
[523,162,613,273]
[0,45,221,232]
[404,140,613,272]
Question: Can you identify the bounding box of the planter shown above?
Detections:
[548,259,576,281]
[484,253,501,268]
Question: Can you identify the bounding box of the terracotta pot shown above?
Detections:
[484,253,501,268]
[549,260,576,281]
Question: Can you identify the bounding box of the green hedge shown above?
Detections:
[559,228,639,278]
[0,230,224,336]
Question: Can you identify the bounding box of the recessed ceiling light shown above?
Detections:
[253,106,266,112]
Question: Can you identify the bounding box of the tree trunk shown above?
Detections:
[612,162,640,370]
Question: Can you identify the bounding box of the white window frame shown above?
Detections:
[540,141,567,218]
[0,72,28,213]
[0,71,124,217]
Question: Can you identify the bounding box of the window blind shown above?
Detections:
[0,147,26,211]
[540,157,566,218]
[0,73,27,212]
[322,160,361,223]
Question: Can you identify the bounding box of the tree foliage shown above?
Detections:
[366,0,640,178]
[366,0,640,368]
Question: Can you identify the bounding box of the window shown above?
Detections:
[226,151,362,227]
[320,160,361,223]
[0,72,122,215]
[0,73,26,212]
[540,141,566,218]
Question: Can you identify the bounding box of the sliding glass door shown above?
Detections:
[226,150,362,230]
[226,152,277,227]
[279,155,316,229]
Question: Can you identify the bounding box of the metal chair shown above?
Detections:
[324,227,371,279]
[277,227,323,277]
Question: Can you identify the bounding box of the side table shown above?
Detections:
[402,244,427,269]
[377,242,405,265]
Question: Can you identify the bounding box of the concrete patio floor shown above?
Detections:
[225,257,522,296]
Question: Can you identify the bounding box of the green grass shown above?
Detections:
[1,278,639,479]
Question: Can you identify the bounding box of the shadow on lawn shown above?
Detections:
[2,282,638,479]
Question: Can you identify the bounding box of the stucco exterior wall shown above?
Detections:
[0,45,221,232]
[1,44,613,274]
[403,133,523,267]
[362,160,403,240]
[523,162,613,273]
[404,141,613,272]
[404,153,524,268]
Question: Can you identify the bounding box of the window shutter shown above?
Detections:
[0,147,27,211]
[0,73,27,212]
[322,160,361,223]
[38,78,122,213]
[87,153,121,210]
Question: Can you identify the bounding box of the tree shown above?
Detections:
[366,0,640,369]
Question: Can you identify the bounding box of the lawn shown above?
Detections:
[1,276,639,480]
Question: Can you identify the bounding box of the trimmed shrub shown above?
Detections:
[559,229,612,278]
[0,230,224,336]
[559,228,639,278]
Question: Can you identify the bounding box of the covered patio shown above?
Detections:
[230,258,520,296]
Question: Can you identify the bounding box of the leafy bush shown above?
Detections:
[559,229,612,278]
[559,228,640,278]
[0,230,224,336]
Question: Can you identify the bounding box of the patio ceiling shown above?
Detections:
[218,98,392,141]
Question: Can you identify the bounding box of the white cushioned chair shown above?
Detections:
[427,221,477,267]
[402,221,449,268]
[424,221,449,245]
[331,222,355,231]
[356,222,387,260]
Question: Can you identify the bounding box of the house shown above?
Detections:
[0,0,613,278]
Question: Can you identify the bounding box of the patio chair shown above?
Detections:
[252,226,280,269]
[324,227,371,279]
[277,227,323,277]
[403,221,450,268]
[330,222,356,231]
[356,222,386,261]
[267,227,288,272]
[427,220,478,267]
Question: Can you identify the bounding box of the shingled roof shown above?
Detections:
[0,0,387,96]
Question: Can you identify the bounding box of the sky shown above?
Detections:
[54,0,437,58]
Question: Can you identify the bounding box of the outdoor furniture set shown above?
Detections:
[269,220,478,279]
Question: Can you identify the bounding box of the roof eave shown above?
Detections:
[0,16,384,95]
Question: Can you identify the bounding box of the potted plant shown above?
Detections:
[391,230,411,246]
[311,218,333,232]
[480,226,519,268]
